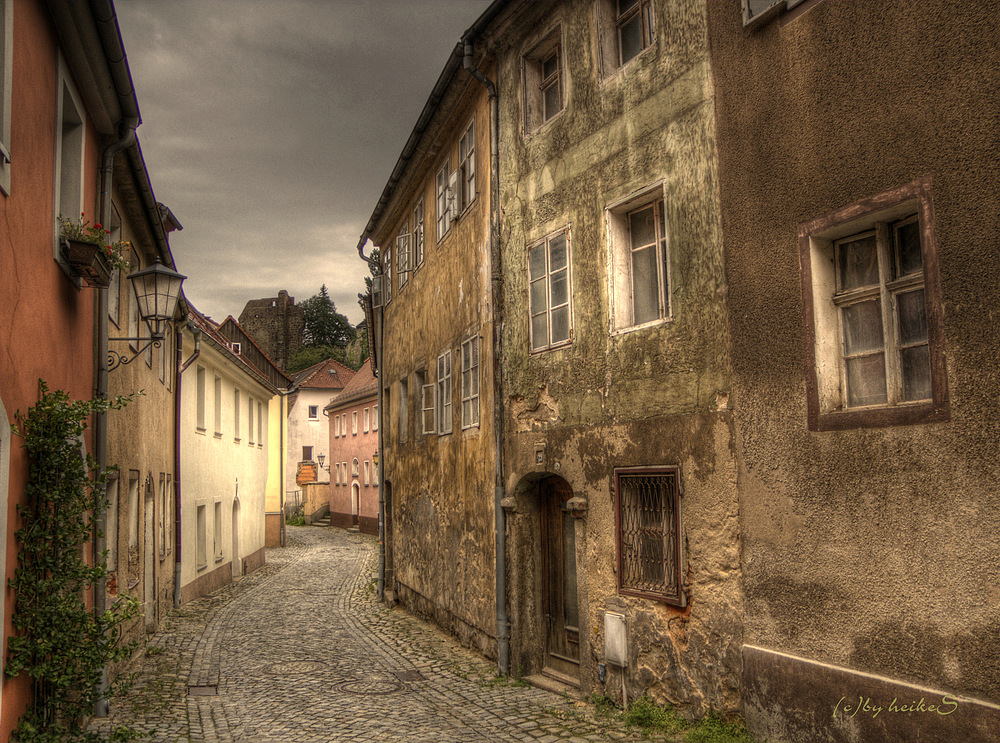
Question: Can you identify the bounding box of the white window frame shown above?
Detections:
[523,26,564,133]
[529,228,573,352]
[459,120,476,212]
[364,460,371,486]
[420,370,436,435]
[383,246,393,304]
[373,404,379,431]
[352,411,358,435]
[248,395,254,445]
[364,407,370,432]
[397,220,410,290]
[461,336,480,430]
[53,56,86,274]
[616,0,655,67]
[436,159,452,241]
[800,178,948,430]
[308,405,319,420]
[607,183,672,334]
[412,199,425,268]
[436,350,453,435]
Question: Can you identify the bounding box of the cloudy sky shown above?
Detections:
[115,0,492,326]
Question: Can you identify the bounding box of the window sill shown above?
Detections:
[196,427,207,435]
[810,400,949,432]
[234,438,241,444]
[610,315,672,337]
[214,432,223,439]
[530,339,573,356]
[197,562,207,572]
[215,555,224,564]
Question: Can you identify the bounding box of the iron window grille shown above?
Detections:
[615,467,684,606]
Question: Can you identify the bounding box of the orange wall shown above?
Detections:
[0,1,100,738]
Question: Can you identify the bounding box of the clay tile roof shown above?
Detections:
[324,359,377,411]
[292,357,356,391]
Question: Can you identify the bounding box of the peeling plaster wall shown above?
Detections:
[376,79,499,657]
[707,0,1000,739]
[495,0,739,715]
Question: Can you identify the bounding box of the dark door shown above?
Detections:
[541,477,579,680]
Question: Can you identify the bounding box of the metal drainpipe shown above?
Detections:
[376,301,385,601]
[463,42,508,677]
[176,322,201,605]
[93,116,138,718]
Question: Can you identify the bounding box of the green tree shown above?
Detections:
[301,285,356,349]
[287,344,347,374]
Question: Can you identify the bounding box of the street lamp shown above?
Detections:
[372,449,379,467]
[108,257,186,371]
[317,453,330,472]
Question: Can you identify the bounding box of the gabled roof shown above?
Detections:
[186,303,281,394]
[292,357,356,391]
[324,359,377,412]
[216,315,292,390]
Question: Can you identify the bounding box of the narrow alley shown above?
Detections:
[96,526,666,743]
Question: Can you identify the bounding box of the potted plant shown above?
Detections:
[57,213,132,288]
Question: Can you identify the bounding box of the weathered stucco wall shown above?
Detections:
[708,0,1000,739]
[105,176,178,642]
[375,75,498,656]
[495,0,739,714]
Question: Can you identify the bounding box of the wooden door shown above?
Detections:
[541,477,579,680]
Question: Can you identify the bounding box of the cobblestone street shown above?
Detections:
[96,525,671,743]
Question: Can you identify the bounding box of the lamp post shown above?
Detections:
[108,258,186,371]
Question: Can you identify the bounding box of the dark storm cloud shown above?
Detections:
[115,0,489,324]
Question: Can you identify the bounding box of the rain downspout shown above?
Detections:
[93,116,137,718]
[173,319,199,607]
[462,41,508,677]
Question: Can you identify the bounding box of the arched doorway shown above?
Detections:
[232,498,242,577]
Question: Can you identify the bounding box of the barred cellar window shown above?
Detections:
[614,467,684,606]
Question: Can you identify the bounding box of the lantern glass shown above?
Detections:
[127,258,185,338]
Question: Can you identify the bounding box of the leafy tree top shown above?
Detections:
[301,285,356,349]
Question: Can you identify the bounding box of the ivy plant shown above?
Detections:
[6,382,142,742]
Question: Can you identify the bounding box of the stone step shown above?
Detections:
[525,671,582,699]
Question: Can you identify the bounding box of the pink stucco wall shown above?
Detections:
[326,393,379,534]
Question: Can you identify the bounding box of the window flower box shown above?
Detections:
[61,237,112,288]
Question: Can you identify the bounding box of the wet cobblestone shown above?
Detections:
[95,525,675,742]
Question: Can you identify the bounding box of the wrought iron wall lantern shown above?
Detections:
[108,258,186,372]
[316,453,331,472]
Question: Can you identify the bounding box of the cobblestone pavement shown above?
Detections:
[96,525,672,742]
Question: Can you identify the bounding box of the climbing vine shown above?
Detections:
[6,382,142,742]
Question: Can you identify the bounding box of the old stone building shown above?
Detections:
[707,1,999,741]
[359,28,500,657]
[238,289,304,371]
[361,1,999,741]
[493,0,739,712]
